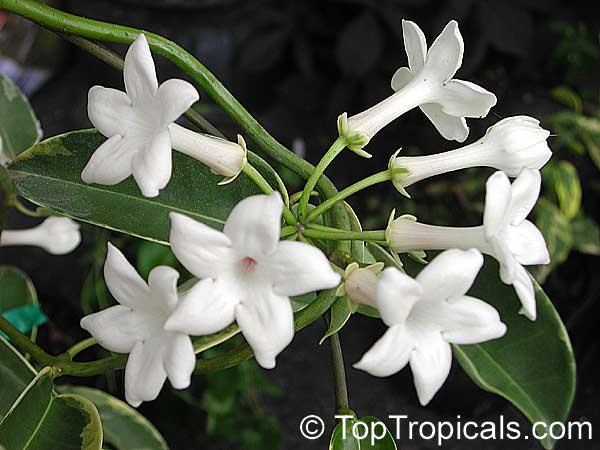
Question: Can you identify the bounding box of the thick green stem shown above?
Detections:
[304,224,386,242]
[298,137,346,222]
[329,331,349,412]
[307,170,391,223]
[0,316,53,364]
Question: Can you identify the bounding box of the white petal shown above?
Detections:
[483,171,512,238]
[354,324,414,377]
[268,241,341,297]
[506,220,550,265]
[223,192,283,260]
[401,20,427,73]
[169,212,234,279]
[409,332,452,405]
[424,20,463,82]
[87,86,135,137]
[157,79,199,126]
[124,34,158,106]
[417,249,483,301]
[376,268,422,327]
[440,295,507,344]
[420,103,469,142]
[132,130,172,198]
[148,265,180,313]
[124,339,167,407]
[390,66,414,92]
[80,305,150,353]
[81,135,137,186]
[162,333,195,389]
[164,278,238,335]
[493,240,519,284]
[235,289,294,369]
[104,243,150,310]
[513,264,537,320]
[506,169,541,226]
[437,79,497,118]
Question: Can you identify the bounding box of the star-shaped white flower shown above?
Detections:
[354,249,506,406]
[0,216,81,255]
[164,192,341,368]
[80,243,195,407]
[483,169,550,320]
[82,34,199,197]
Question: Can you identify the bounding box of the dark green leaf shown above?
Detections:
[320,295,353,344]
[8,129,277,244]
[0,266,43,341]
[0,336,36,419]
[454,259,576,450]
[59,386,169,450]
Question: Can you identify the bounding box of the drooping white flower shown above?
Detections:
[391,116,552,193]
[82,33,246,197]
[80,243,195,407]
[0,216,81,255]
[354,249,506,405]
[386,169,549,320]
[164,192,341,369]
[335,262,384,309]
[339,20,496,153]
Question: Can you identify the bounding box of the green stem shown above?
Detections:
[307,170,391,223]
[65,337,97,359]
[242,164,296,225]
[303,226,386,242]
[297,137,346,222]
[330,330,349,412]
[10,196,51,218]
[0,316,53,365]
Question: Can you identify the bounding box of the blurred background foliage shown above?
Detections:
[1,0,599,449]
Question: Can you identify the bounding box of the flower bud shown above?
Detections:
[337,262,384,308]
[0,217,81,255]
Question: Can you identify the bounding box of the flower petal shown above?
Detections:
[506,220,550,266]
[81,135,137,186]
[416,249,483,301]
[268,241,341,297]
[164,278,238,335]
[162,333,195,389]
[148,266,180,313]
[513,264,537,320]
[353,324,414,377]
[420,103,469,142]
[409,331,452,405]
[376,267,422,327]
[437,79,497,118]
[104,243,150,310]
[440,295,507,344]
[80,305,149,353]
[158,79,199,126]
[390,66,413,92]
[506,169,541,226]
[124,339,167,407]
[424,20,463,82]
[401,20,427,73]
[483,171,512,238]
[169,212,234,279]
[87,86,136,137]
[223,192,283,260]
[132,130,172,198]
[235,289,294,369]
[124,34,158,106]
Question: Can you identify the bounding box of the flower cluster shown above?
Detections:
[79,19,551,408]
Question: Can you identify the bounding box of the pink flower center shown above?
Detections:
[241,256,258,271]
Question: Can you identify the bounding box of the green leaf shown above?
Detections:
[59,386,170,450]
[0,266,44,342]
[0,74,41,162]
[550,86,582,113]
[320,295,353,344]
[454,259,576,450]
[586,138,600,171]
[365,243,403,271]
[0,367,103,450]
[535,197,573,267]
[8,129,277,244]
[0,336,36,419]
[571,214,600,255]
[329,416,396,450]
[553,160,581,220]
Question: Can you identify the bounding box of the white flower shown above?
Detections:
[164,192,341,369]
[80,243,195,407]
[386,169,549,320]
[0,216,81,255]
[339,20,496,152]
[391,116,552,192]
[82,34,247,196]
[335,262,384,309]
[354,249,506,405]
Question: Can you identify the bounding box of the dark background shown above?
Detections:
[1,0,599,449]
